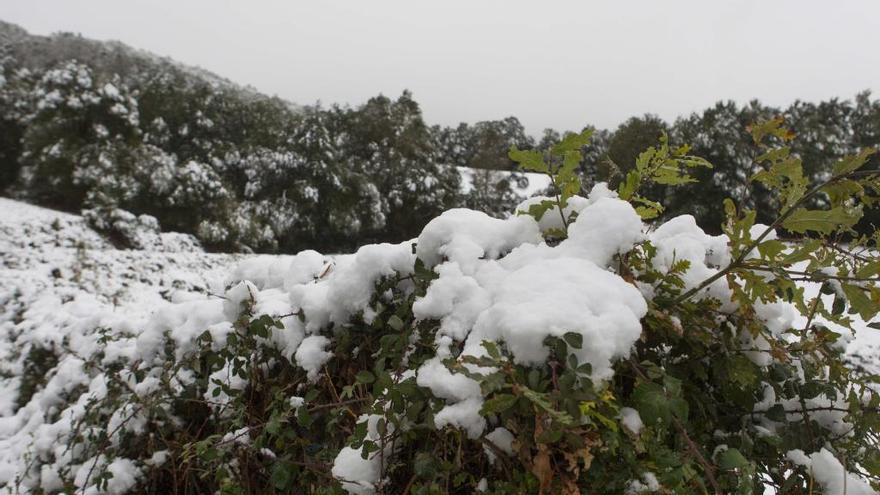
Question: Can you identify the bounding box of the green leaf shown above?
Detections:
[271,463,293,490]
[551,129,593,155]
[842,284,879,321]
[724,198,737,219]
[757,240,786,260]
[822,180,864,207]
[521,199,556,222]
[355,371,376,384]
[863,449,880,476]
[749,117,795,144]
[618,171,640,200]
[482,340,501,360]
[632,195,664,220]
[766,404,786,422]
[521,387,574,425]
[386,315,404,331]
[857,261,880,279]
[509,146,548,173]
[296,406,313,427]
[563,332,583,350]
[832,148,875,176]
[782,207,861,235]
[668,397,689,422]
[632,382,671,427]
[413,452,436,476]
[537,427,564,444]
[729,355,759,387]
[781,239,822,265]
[718,448,750,470]
[481,394,518,415]
[662,375,682,397]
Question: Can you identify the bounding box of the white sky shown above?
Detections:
[2,1,879,135]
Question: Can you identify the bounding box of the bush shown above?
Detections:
[3,122,880,494]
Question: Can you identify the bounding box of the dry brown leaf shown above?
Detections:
[531,449,553,494]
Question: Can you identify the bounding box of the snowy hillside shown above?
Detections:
[0,197,242,412]
[0,20,279,106]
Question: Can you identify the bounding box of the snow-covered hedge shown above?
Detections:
[2,124,880,494]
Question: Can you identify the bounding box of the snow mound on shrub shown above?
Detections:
[411,188,647,440]
[786,448,876,495]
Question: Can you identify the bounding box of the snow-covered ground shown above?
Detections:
[0,198,241,412]
[456,166,552,197]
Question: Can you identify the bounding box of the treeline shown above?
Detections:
[1,22,879,252]
[0,23,540,252]
[0,58,464,252]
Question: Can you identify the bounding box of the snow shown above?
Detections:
[456,166,551,198]
[786,448,876,495]
[619,407,644,435]
[0,197,239,491]
[331,446,380,495]
[625,472,661,494]
[514,182,619,234]
[483,427,515,464]
[410,187,649,442]
[415,208,541,271]
[648,214,732,309]
[295,335,332,381]
[331,414,393,495]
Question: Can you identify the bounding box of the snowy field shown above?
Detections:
[456,166,552,197]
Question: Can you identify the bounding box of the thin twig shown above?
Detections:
[672,169,880,306]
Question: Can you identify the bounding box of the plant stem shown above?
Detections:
[672,169,878,306]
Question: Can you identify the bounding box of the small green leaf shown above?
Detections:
[782,207,861,235]
[509,146,548,173]
[832,148,875,176]
[271,463,293,489]
[482,340,501,360]
[857,261,880,279]
[387,315,404,331]
[481,394,518,415]
[537,427,564,444]
[632,382,670,427]
[842,284,879,321]
[563,332,583,350]
[355,371,376,384]
[551,129,593,155]
[617,171,640,200]
[718,448,750,470]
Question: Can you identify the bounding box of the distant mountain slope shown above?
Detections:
[0,20,289,107]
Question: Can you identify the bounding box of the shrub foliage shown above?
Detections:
[6,122,880,495]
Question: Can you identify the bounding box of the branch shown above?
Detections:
[672,169,880,306]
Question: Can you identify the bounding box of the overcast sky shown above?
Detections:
[2,1,879,135]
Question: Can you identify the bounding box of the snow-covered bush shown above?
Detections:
[2,122,880,494]
[82,206,202,252]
